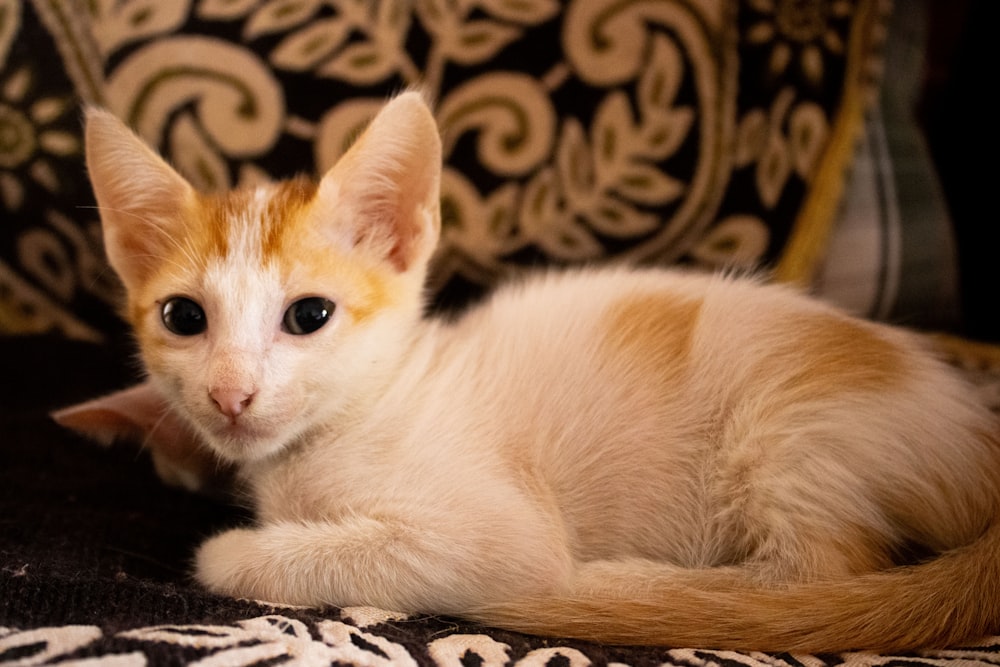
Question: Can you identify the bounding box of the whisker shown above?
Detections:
[142,407,175,452]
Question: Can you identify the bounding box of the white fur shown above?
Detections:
[198,268,995,604]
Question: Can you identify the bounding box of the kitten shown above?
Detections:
[56,92,1000,653]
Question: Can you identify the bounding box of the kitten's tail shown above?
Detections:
[463,520,1000,653]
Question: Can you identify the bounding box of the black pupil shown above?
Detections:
[162,297,206,336]
[284,297,334,335]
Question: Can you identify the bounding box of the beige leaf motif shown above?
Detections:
[477,0,560,24]
[0,173,23,209]
[635,35,694,162]
[443,20,522,65]
[414,0,449,30]
[29,159,58,192]
[319,40,398,85]
[376,0,413,35]
[637,108,694,162]
[244,0,322,41]
[30,97,68,125]
[557,90,687,242]
[788,101,828,181]
[555,118,595,202]
[47,210,119,305]
[591,92,634,182]
[583,195,659,239]
[520,167,559,233]
[735,109,767,168]
[2,64,29,100]
[338,605,411,629]
[690,214,769,269]
[757,130,790,210]
[19,228,75,300]
[638,34,684,115]
[38,131,79,157]
[0,0,20,66]
[482,184,521,246]
[270,16,352,71]
[615,160,684,206]
[0,261,104,340]
[90,0,190,58]
[440,169,523,260]
[197,0,259,21]
[521,168,602,261]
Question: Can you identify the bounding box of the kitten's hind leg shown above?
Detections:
[195,516,571,612]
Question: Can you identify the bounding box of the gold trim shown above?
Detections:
[773,0,889,286]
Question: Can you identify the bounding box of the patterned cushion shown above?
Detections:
[0,0,888,340]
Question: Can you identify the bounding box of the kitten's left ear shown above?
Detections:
[52,382,227,493]
[317,92,442,273]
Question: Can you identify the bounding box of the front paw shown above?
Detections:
[195,528,262,599]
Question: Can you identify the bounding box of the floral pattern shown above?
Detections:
[0,0,118,341]
[0,0,888,339]
[745,0,853,87]
[0,69,77,212]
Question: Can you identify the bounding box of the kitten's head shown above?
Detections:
[85,93,441,463]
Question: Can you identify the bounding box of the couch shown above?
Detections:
[3,1,1000,664]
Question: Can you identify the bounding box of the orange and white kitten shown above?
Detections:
[56,93,1000,653]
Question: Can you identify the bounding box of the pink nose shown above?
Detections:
[210,388,254,419]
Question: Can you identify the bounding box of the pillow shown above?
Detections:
[0,0,889,340]
[814,0,960,333]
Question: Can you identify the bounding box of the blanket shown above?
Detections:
[3,336,1000,667]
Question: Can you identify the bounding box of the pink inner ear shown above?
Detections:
[51,404,145,447]
[51,382,203,461]
[84,107,195,290]
[315,92,441,274]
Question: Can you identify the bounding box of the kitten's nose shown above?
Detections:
[210,388,254,419]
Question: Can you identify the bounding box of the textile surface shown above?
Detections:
[3,337,1000,665]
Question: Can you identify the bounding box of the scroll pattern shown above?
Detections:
[0,0,887,337]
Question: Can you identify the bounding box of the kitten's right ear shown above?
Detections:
[85,107,195,289]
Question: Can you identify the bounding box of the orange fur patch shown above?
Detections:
[261,177,319,260]
[192,177,318,262]
[340,268,391,324]
[256,181,395,326]
[125,176,394,331]
[772,312,904,395]
[602,292,702,385]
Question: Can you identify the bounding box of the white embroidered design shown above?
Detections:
[4,617,1000,666]
[119,615,417,667]
[0,625,145,666]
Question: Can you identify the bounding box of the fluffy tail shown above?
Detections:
[463,521,1000,653]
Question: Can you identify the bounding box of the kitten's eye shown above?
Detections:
[283,297,335,335]
[161,297,207,336]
